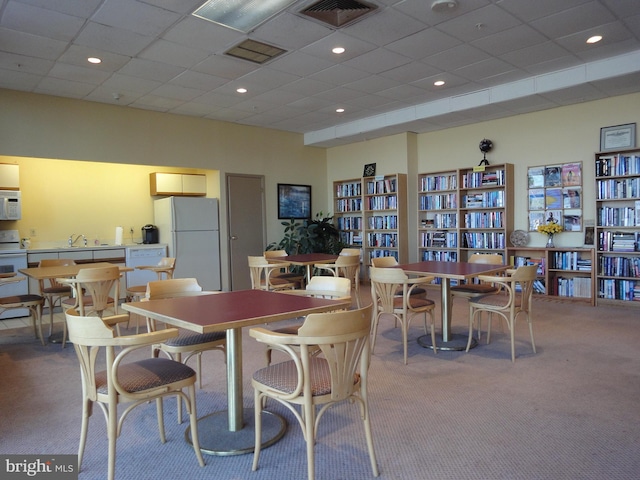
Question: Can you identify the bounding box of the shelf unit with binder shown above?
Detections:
[333,178,364,248]
[595,148,640,306]
[363,173,408,265]
[507,247,595,305]
[417,170,459,262]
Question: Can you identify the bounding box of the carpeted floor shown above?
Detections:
[1,291,639,480]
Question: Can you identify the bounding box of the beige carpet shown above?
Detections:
[1,291,639,480]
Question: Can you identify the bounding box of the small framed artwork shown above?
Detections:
[363,163,376,177]
[277,184,311,219]
[600,123,636,151]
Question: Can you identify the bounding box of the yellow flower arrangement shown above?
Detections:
[537,222,563,235]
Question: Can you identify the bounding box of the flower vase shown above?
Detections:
[546,233,555,248]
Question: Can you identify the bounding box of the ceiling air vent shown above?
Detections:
[225,39,286,64]
[300,0,378,28]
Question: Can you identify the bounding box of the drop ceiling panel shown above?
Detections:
[1,2,85,41]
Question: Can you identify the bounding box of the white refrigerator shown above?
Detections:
[153,197,221,291]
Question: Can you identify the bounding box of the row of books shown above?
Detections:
[419,174,457,192]
[431,213,457,228]
[461,169,506,188]
[419,230,457,248]
[338,232,362,246]
[512,255,545,275]
[419,193,457,210]
[421,250,458,261]
[365,178,396,195]
[598,279,639,301]
[595,154,640,178]
[367,214,397,230]
[463,191,505,209]
[598,231,639,252]
[549,251,592,271]
[335,198,362,212]
[598,256,640,278]
[367,233,398,248]
[463,211,504,229]
[550,277,592,298]
[596,178,640,200]
[366,195,397,211]
[335,182,362,198]
[462,232,505,249]
[336,216,362,231]
[597,205,640,227]
[367,250,399,262]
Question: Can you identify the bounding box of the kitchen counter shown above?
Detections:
[25,243,164,253]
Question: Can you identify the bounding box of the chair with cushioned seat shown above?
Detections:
[65,308,205,480]
[0,274,45,345]
[369,266,437,364]
[250,305,378,480]
[145,278,226,423]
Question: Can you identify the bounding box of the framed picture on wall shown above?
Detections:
[277,183,311,219]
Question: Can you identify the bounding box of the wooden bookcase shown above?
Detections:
[334,178,363,248]
[595,148,640,306]
[507,247,595,305]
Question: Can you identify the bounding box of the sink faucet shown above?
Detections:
[68,234,87,247]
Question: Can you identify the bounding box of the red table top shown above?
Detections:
[122,289,349,334]
[397,261,508,280]
[270,253,338,265]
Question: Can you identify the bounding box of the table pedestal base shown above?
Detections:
[185,410,286,456]
[417,333,477,352]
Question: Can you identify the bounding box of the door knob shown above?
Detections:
[230,235,238,240]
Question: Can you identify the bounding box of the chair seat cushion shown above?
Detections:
[254,356,357,396]
[451,284,499,295]
[0,294,44,306]
[41,286,73,295]
[164,331,225,347]
[471,293,521,309]
[393,296,434,309]
[95,358,196,394]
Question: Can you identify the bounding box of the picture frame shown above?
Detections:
[600,123,636,151]
[277,183,311,219]
[363,163,376,177]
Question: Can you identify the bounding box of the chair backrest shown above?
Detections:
[75,265,121,315]
[371,256,398,267]
[155,257,176,279]
[248,255,292,290]
[296,305,373,400]
[38,258,76,289]
[369,266,408,313]
[305,276,351,299]
[468,253,503,265]
[511,265,538,306]
[264,250,287,258]
[339,248,361,256]
[334,254,360,284]
[146,278,202,300]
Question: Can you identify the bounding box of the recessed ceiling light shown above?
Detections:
[434,80,445,86]
[336,108,345,113]
[87,57,101,64]
[587,35,603,44]
[236,87,247,94]
[332,47,345,54]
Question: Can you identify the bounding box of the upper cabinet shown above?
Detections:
[150,172,206,196]
[0,164,20,190]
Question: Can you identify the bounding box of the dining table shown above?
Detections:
[397,260,509,351]
[121,288,350,456]
[268,252,339,284]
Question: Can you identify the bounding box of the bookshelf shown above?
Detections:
[334,178,363,248]
[507,247,595,305]
[363,173,408,265]
[417,170,458,262]
[595,148,640,306]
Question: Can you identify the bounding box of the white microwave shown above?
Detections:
[0,191,21,220]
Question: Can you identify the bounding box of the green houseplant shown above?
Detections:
[267,212,345,255]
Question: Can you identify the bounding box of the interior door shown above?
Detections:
[226,174,266,291]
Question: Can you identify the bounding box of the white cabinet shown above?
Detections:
[0,164,19,190]
[150,172,206,196]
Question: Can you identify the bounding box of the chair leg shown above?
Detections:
[304,398,316,480]
[156,397,167,443]
[174,352,184,424]
[429,310,437,355]
[78,398,91,473]
[466,306,476,352]
[32,304,45,346]
[187,384,205,467]
[527,313,537,354]
[361,396,379,477]
[252,389,263,471]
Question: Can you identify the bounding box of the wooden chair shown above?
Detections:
[369,266,437,364]
[60,265,125,347]
[65,308,205,480]
[466,265,538,362]
[37,258,76,340]
[450,253,504,338]
[145,278,226,423]
[370,256,427,299]
[339,247,361,256]
[314,254,361,307]
[250,305,378,480]
[248,255,298,291]
[0,275,45,345]
[263,250,305,288]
